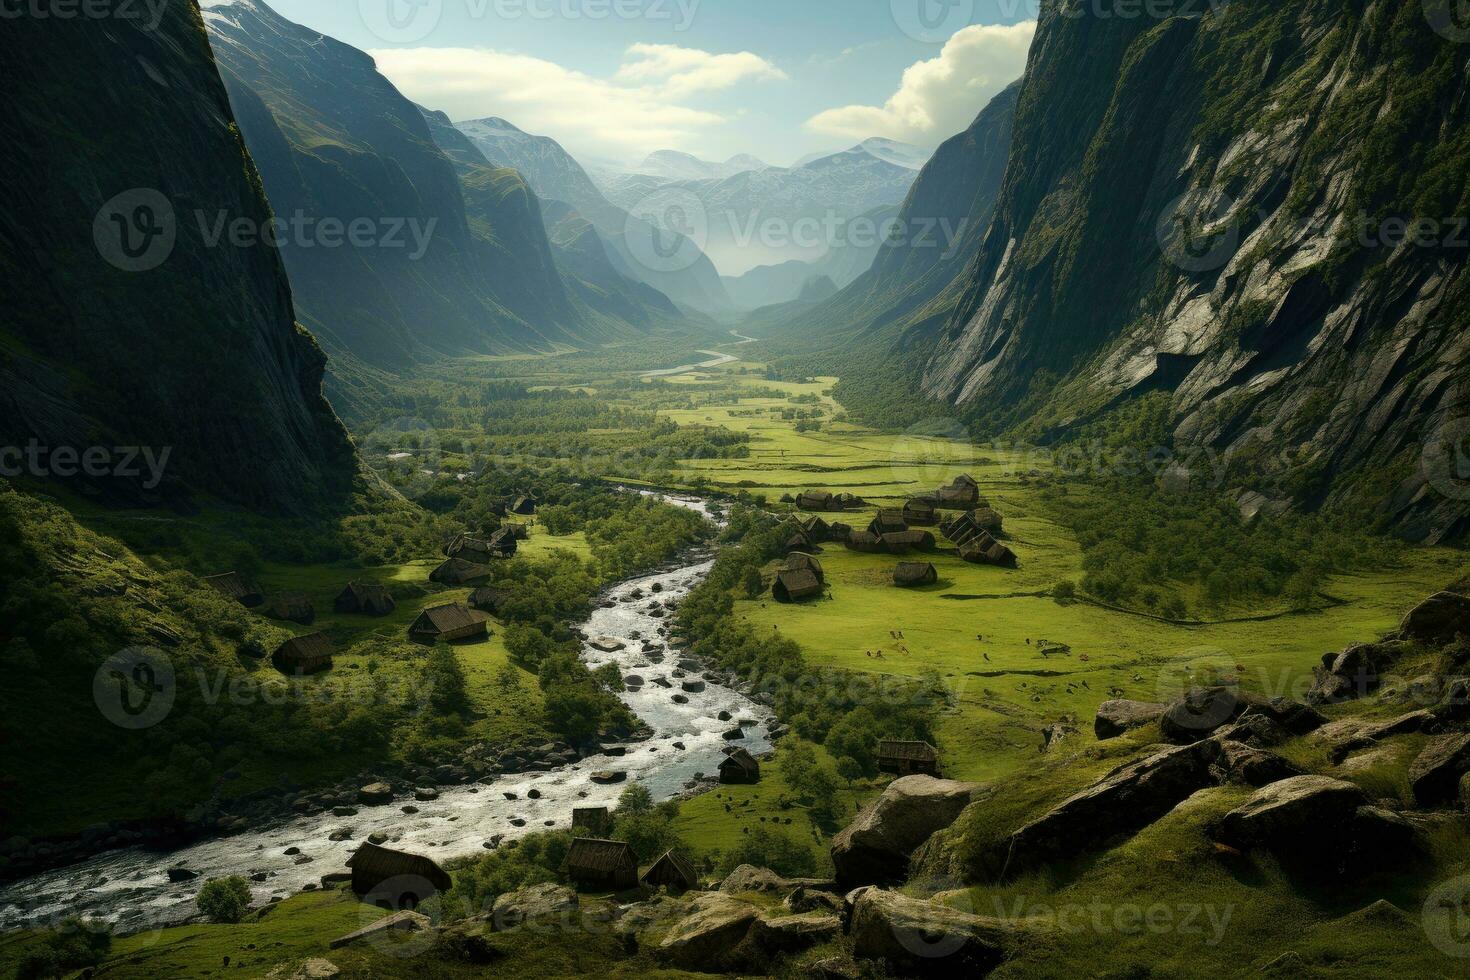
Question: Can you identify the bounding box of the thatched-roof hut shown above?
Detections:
[272,632,334,676]
[779,492,796,504]
[508,494,537,516]
[264,593,315,625]
[934,474,981,508]
[783,552,824,583]
[642,849,698,892]
[203,572,263,608]
[773,568,823,603]
[567,838,639,891]
[797,515,831,542]
[718,747,761,784]
[877,740,941,777]
[796,490,834,512]
[881,530,936,554]
[409,603,488,644]
[468,586,514,616]
[784,531,820,554]
[346,842,452,905]
[959,537,1018,568]
[572,806,612,835]
[942,509,1003,547]
[335,582,396,616]
[844,530,885,553]
[831,492,866,510]
[894,562,938,587]
[827,521,854,543]
[430,558,492,586]
[902,499,938,526]
[445,534,496,565]
[867,509,909,536]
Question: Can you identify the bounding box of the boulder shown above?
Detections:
[1005,740,1218,874]
[590,771,626,784]
[657,893,761,970]
[1307,642,1409,705]
[748,911,841,956]
[1093,699,1165,739]
[166,866,200,883]
[357,783,393,806]
[1209,742,1303,787]
[1314,709,1437,763]
[1400,591,1470,643]
[413,788,439,802]
[1160,688,1253,743]
[1216,776,1365,850]
[831,775,980,888]
[785,885,843,915]
[1408,732,1470,807]
[849,889,1014,978]
[719,865,790,894]
[328,910,430,948]
[489,882,578,931]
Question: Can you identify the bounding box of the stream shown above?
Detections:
[0,493,774,934]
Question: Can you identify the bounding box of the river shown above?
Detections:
[0,493,773,933]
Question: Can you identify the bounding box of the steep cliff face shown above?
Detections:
[202,0,601,366]
[924,0,1470,542]
[0,0,355,512]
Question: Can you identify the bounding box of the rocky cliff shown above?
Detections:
[0,0,355,512]
[924,0,1470,542]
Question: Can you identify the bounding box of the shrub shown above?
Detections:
[196,875,253,923]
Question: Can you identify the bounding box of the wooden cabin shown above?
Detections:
[867,509,909,536]
[508,494,537,516]
[827,522,854,543]
[784,530,820,555]
[831,492,866,511]
[894,562,938,587]
[468,586,514,616]
[942,509,1003,548]
[409,603,488,644]
[934,474,981,508]
[718,747,761,784]
[488,526,520,556]
[263,593,315,626]
[796,490,834,512]
[642,849,699,893]
[444,533,496,565]
[877,740,941,777]
[346,842,452,907]
[567,838,639,891]
[844,530,885,553]
[881,530,936,554]
[959,533,1018,568]
[203,572,263,609]
[902,499,938,526]
[572,806,612,835]
[797,515,832,542]
[430,558,492,586]
[783,552,825,583]
[773,568,823,603]
[272,632,334,676]
[334,582,395,616]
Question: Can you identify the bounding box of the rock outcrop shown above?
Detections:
[848,889,1016,978]
[1094,699,1166,739]
[831,775,980,888]
[1408,733,1470,807]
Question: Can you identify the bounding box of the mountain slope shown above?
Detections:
[0,0,355,513]
[202,0,601,368]
[924,0,1470,542]
[457,117,732,313]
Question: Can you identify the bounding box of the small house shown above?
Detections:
[489,526,521,555]
[444,534,496,565]
[894,562,938,587]
[881,530,936,554]
[718,747,761,784]
[796,490,834,512]
[346,842,452,907]
[902,499,937,526]
[642,849,699,892]
[844,530,885,553]
[877,740,941,777]
[468,586,514,616]
[831,492,866,510]
[960,537,1018,568]
[773,568,823,603]
[566,838,639,891]
[783,552,824,583]
[827,522,854,543]
[203,572,263,609]
[867,509,909,536]
[263,593,315,626]
[272,632,334,676]
[779,493,796,503]
[409,603,488,644]
[970,506,1004,534]
[797,515,832,542]
[572,806,612,835]
[784,530,820,554]
[934,474,981,508]
[334,582,395,616]
[429,558,492,586]
[508,494,537,516]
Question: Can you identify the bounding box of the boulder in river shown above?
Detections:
[166,866,200,883]
[591,770,627,784]
[357,783,394,806]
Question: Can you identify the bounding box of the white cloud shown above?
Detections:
[805,22,1035,146]
[368,44,784,164]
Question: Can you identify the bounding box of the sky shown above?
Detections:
[266,0,1038,169]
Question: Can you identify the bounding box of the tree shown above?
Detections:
[424,645,470,717]
[742,566,765,598]
[836,755,864,788]
[196,876,252,923]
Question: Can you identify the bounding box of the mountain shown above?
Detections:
[0,0,355,512]
[598,141,923,276]
[849,137,931,171]
[923,0,1470,543]
[719,203,902,310]
[633,150,770,182]
[456,118,732,313]
[201,0,616,373]
[750,82,1020,343]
